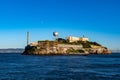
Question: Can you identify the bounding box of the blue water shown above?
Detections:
[0,53,120,80]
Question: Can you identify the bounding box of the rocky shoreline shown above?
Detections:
[22,41,111,55]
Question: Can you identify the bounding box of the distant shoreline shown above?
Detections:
[111,50,120,53]
[0,48,24,53]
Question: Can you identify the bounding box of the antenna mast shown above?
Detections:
[27,32,29,45]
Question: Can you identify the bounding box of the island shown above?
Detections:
[22,33,111,55]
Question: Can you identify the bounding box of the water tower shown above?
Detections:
[53,32,58,41]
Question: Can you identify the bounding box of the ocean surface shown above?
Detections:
[0,53,119,80]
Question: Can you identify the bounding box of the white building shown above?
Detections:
[66,36,89,42]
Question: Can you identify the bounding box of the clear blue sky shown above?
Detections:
[0,0,120,50]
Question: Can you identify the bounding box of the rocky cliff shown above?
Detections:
[22,41,111,55]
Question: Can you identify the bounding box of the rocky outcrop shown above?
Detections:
[22,44,111,55]
[85,48,111,54]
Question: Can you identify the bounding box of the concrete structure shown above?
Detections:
[37,41,58,54]
[57,44,83,53]
[66,36,89,42]
[29,42,38,46]
[38,40,58,49]
[58,44,82,50]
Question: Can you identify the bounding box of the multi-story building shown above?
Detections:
[38,40,58,49]
[66,36,89,42]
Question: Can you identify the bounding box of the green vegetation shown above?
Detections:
[88,41,101,46]
[57,38,102,48]
[66,48,85,53]
[104,47,107,49]
[57,38,67,43]
[25,46,37,54]
[81,42,91,48]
